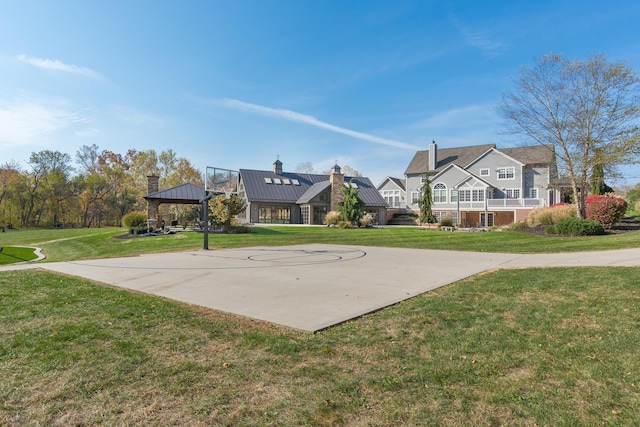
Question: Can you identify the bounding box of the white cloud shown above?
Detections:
[108,105,167,127]
[462,30,506,56]
[0,99,90,149]
[413,104,500,130]
[218,98,421,151]
[410,104,502,146]
[17,54,104,79]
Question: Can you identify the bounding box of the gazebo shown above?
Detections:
[143,176,204,229]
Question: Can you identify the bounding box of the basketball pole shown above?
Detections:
[202,195,209,250]
[200,191,218,250]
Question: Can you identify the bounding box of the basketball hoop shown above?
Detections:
[223,187,233,199]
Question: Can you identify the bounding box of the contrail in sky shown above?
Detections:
[219,98,420,150]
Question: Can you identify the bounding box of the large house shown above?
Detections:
[383,141,560,227]
[237,160,388,225]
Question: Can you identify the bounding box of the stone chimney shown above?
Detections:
[147,175,159,194]
[273,159,283,175]
[146,175,160,229]
[329,163,344,212]
[428,140,437,171]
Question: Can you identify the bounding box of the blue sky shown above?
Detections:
[1,0,639,186]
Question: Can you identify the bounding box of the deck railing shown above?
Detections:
[486,198,543,208]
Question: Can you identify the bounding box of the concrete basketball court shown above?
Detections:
[4,244,640,332]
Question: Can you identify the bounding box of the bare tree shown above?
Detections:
[499,53,640,217]
[295,161,315,173]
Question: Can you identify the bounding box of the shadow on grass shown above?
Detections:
[250,227,285,236]
[0,246,37,265]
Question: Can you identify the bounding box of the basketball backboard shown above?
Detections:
[205,167,239,196]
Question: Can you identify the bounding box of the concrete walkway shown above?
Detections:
[2,244,640,332]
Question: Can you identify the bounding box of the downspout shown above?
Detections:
[484,187,488,228]
[455,185,460,227]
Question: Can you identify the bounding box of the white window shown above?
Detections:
[420,173,427,183]
[382,190,401,208]
[459,190,471,202]
[411,191,421,204]
[450,189,458,203]
[505,188,520,199]
[433,183,447,203]
[530,188,539,199]
[479,168,490,177]
[497,167,515,180]
[472,189,485,202]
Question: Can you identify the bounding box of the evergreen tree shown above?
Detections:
[338,181,365,226]
[418,174,436,224]
[590,149,613,195]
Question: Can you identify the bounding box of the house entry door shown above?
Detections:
[313,206,327,225]
[480,212,494,227]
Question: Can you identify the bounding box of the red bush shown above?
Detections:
[585,195,627,229]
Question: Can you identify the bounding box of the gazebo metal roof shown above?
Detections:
[144,183,205,204]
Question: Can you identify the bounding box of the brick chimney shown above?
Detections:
[329,164,344,212]
[428,140,437,171]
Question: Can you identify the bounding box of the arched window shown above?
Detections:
[433,183,447,203]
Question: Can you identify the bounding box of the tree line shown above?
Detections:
[0,145,203,228]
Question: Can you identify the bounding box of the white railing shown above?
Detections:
[487,198,543,208]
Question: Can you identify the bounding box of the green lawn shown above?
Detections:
[1,267,638,426]
[2,226,640,425]
[0,225,639,263]
[0,247,38,265]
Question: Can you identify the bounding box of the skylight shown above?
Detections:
[291,179,300,185]
[264,177,272,184]
[274,178,282,184]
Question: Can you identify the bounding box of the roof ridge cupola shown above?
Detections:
[273,157,283,175]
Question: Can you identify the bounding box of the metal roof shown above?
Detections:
[144,183,205,204]
[297,181,331,204]
[240,169,387,207]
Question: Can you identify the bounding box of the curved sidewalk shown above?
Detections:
[2,244,639,332]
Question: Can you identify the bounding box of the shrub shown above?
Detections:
[527,204,576,226]
[549,217,605,236]
[337,220,352,229]
[388,212,419,226]
[359,213,375,227]
[324,211,341,226]
[509,221,529,230]
[585,195,627,229]
[392,212,418,219]
[123,212,148,228]
[439,215,454,227]
[228,224,252,234]
[129,225,150,235]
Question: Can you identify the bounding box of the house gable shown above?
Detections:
[404,143,496,176]
[466,147,525,170]
[376,176,405,192]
